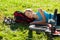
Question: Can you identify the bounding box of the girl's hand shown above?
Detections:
[38,8,43,12]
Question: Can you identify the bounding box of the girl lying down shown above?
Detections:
[24,9,53,25]
[4,9,54,26]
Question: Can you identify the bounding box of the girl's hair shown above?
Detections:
[14,11,35,23]
[24,9,33,14]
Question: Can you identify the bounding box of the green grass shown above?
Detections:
[0,0,60,40]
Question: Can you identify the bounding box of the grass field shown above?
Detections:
[0,0,60,40]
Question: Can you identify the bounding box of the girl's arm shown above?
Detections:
[38,9,46,22]
[30,9,47,25]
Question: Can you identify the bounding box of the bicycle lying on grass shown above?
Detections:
[28,9,60,40]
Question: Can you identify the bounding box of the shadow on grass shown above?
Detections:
[0,36,3,40]
[10,23,33,40]
[10,23,29,31]
[45,32,54,40]
[26,29,33,40]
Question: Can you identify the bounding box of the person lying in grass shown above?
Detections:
[24,9,53,25]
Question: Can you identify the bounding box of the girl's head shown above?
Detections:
[24,9,34,18]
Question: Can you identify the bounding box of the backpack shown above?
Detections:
[14,11,35,23]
